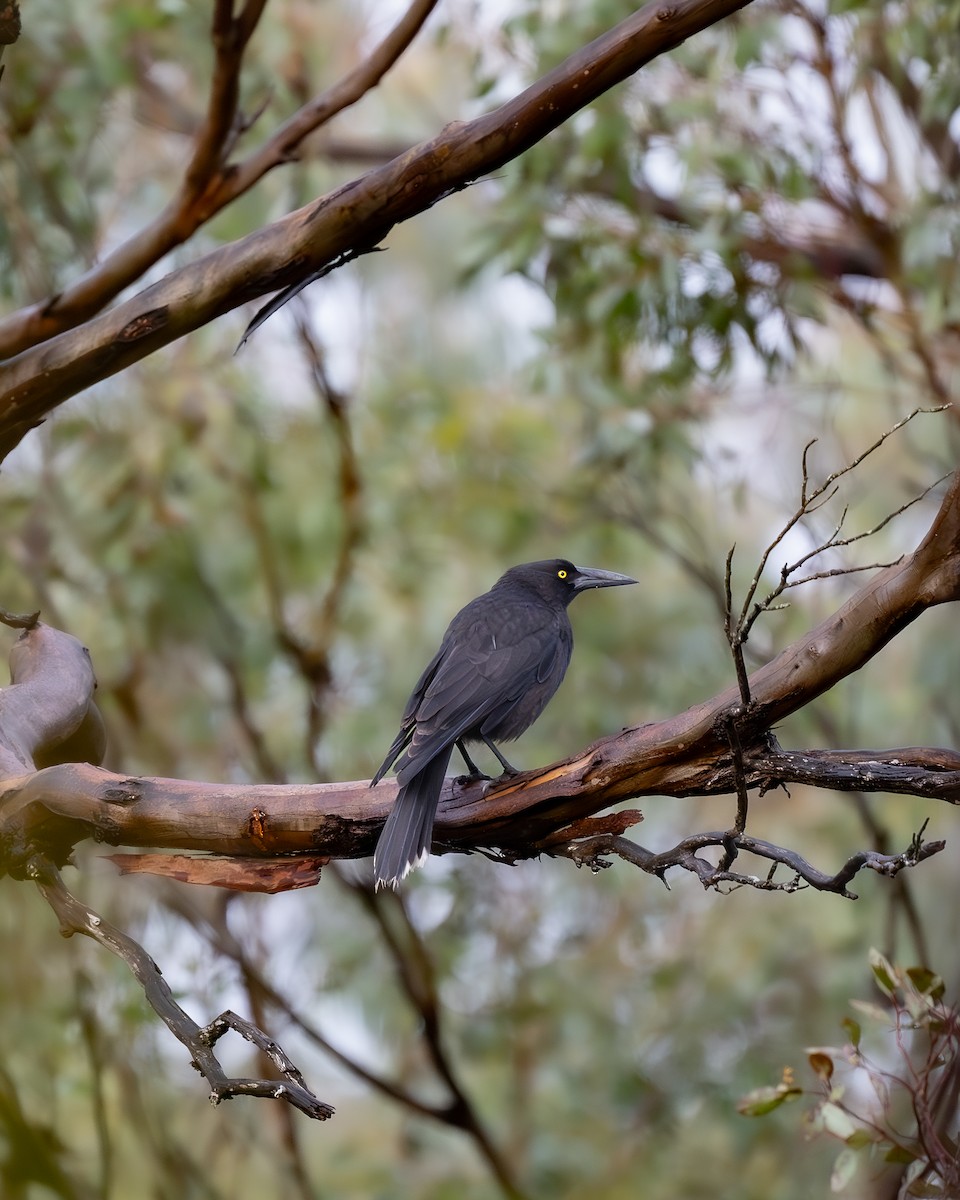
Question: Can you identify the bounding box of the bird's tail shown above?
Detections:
[373,748,452,890]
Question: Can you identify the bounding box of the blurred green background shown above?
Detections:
[3,0,960,1196]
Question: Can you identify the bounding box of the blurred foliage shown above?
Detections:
[741,952,960,1197]
[2,0,960,1198]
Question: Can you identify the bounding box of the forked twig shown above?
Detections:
[724,406,948,703]
[557,824,944,900]
[28,855,334,1121]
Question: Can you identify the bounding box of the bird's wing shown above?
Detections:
[371,641,448,785]
[394,603,565,785]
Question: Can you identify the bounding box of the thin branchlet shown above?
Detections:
[555,824,943,899]
[726,407,948,687]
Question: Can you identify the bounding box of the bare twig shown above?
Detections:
[740,470,949,642]
[719,710,750,870]
[29,855,334,1120]
[558,825,944,900]
[727,408,948,671]
[723,544,752,705]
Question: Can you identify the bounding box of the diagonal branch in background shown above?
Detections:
[2,467,960,880]
[348,878,529,1199]
[0,0,757,459]
[0,0,440,361]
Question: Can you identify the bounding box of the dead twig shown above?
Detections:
[29,855,334,1121]
[725,406,948,702]
[557,824,944,900]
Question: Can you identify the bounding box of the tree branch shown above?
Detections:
[555,824,944,900]
[0,0,756,460]
[348,879,529,1199]
[1,469,959,879]
[0,625,334,1123]
[0,619,102,777]
[0,0,438,362]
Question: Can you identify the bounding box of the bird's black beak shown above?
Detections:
[572,566,638,591]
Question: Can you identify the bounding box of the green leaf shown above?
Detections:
[906,967,945,1000]
[841,1017,861,1048]
[906,1177,947,1198]
[868,948,897,998]
[884,1142,922,1164]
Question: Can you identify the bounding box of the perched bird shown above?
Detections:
[371,558,637,888]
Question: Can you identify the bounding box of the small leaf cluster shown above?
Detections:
[740,951,960,1196]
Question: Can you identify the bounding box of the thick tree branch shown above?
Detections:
[1,469,959,882]
[0,0,756,460]
[0,446,955,885]
[0,623,335,1121]
[0,618,102,778]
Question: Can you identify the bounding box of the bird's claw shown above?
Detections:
[455,771,492,785]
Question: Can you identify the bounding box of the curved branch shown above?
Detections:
[0,0,756,459]
[1,470,959,879]
[0,622,102,777]
[0,624,337,1120]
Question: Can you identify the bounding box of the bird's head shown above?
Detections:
[503,559,637,606]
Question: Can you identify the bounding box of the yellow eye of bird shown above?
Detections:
[558,569,567,579]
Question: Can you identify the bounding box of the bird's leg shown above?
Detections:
[481,735,518,777]
[455,739,491,782]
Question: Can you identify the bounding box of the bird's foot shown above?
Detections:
[455,770,492,785]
